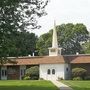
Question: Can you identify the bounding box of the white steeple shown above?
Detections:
[52,21,58,48]
[48,21,62,56]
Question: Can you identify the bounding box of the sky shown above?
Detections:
[31,0,90,36]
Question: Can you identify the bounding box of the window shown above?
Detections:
[20,69,25,76]
[47,69,50,74]
[1,70,7,76]
[51,49,55,52]
[1,70,4,76]
[52,69,55,74]
[20,70,23,76]
[5,70,7,76]
[66,68,68,72]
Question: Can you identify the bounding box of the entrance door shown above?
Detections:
[47,69,56,80]
[1,66,7,80]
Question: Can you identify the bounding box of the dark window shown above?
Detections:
[1,70,4,76]
[52,69,55,74]
[21,70,23,76]
[24,69,26,75]
[51,49,55,52]
[5,70,7,76]
[21,69,26,76]
[47,69,50,74]
[1,70,7,76]
[66,68,68,71]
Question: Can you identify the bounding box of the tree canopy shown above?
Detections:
[37,23,89,55]
[0,0,48,63]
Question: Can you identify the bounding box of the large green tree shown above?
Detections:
[37,23,89,55]
[58,23,89,54]
[9,31,38,57]
[0,0,48,63]
[82,32,90,54]
[36,32,52,55]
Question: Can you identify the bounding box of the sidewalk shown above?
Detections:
[51,80,73,90]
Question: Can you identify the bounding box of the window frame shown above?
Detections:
[47,69,51,75]
[52,69,55,75]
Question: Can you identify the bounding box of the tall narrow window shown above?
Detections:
[47,69,50,74]
[1,70,4,76]
[1,70,7,76]
[20,70,23,76]
[21,69,25,76]
[5,70,7,76]
[52,69,55,74]
[66,68,68,72]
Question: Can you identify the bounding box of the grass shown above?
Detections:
[62,80,90,90]
[0,80,58,90]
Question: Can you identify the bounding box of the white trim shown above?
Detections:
[1,66,7,80]
[20,65,26,80]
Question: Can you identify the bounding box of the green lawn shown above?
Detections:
[0,80,58,90]
[62,80,90,90]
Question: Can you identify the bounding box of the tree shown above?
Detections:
[37,23,89,55]
[81,32,90,54]
[57,23,89,54]
[82,41,90,54]
[9,31,38,56]
[0,0,48,63]
[36,32,52,55]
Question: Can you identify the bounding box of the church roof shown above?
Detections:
[2,56,66,66]
[65,54,90,64]
[1,54,90,66]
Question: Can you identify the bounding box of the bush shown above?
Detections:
[23,76,30,80]
[58,77,63,80]
[39,78,44,80]
[73,77,82,80]
[72,68,87,80]
[85,76,90,80]
[25,66,39,80]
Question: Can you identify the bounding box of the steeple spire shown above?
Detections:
[52,20,58,48]
[48,21,62,56]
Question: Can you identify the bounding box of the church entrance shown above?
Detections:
[47,69,57,80]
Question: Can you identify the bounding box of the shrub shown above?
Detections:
[25,66,39,80]
[23,76,30,80]
[58,77,63,80]
[73,77,82,80]
[39,78,44,80]
[72,67,87,80]
[85,76,90,80]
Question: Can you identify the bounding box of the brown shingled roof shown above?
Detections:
[1,55,90,66]
[69,55,90,64]
[2,56,66,66]
[63,54,90,64]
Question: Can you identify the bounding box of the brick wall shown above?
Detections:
[7,66,20,80]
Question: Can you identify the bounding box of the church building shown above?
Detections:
[0,22,90,80]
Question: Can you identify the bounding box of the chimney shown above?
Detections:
[32,52,35,56]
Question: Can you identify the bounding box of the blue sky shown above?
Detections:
[31,0,90,36]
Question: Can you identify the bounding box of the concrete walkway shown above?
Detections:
[51,80,73,90]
